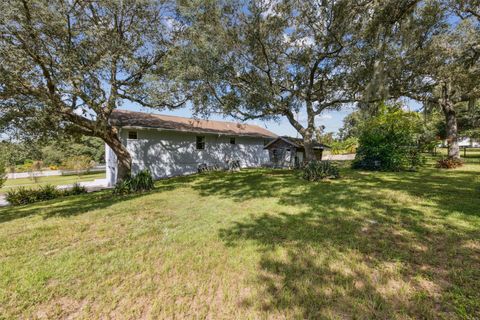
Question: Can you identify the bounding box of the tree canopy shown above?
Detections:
[177,0,444,160]
[0,0,186,179]
[1,0,478,180]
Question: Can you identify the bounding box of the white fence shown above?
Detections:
[6,165,106,179]
[322,154,356,161]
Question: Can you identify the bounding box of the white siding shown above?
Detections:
[105,143,117,186]
[106,128,270,184]
[458,137,480,147]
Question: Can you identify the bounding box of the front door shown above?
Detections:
[296,151,304,166]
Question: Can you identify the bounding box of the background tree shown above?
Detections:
[179,0,417,161]
[376,1,480,159]
[0,140,42,170]
[41,136,105,167]
[0,0,186,181]
[353,103,424,171]
[338,108,373,140]
[62,155,95,177]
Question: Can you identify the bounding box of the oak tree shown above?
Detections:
[0,0,186,180]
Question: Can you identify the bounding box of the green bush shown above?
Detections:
[36,184,59,201]
[6,184,60,205]
[352,104,425,171]
[113,170,154,195]
[6,187,35,205]
[303,160,340,181]
[6,183,88,206]
[64,182,88,196]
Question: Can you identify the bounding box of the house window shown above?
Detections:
[230,137,236,145]
[196,136,205,150]
[128,131,138,139]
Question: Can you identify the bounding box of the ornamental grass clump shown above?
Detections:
[113,170,154,195]
[302,160,340,181]
[6,184,59,205]
[5,183,88,206]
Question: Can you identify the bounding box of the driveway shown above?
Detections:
[0,195,7,207]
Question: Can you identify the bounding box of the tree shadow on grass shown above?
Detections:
[220,209,479,318]
[0,191,152,224]
[210,167,480,318]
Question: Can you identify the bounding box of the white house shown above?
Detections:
[458,137,480,148]
[106,110,277,186]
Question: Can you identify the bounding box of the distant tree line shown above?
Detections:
[0,136,104,172]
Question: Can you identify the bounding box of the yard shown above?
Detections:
[0,157,479,319]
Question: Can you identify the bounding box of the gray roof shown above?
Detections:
[264,136,330,150]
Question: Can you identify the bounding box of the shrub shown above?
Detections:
[113,170,154,195]
[352,104,424,171]
[303,160,340,181]
[436,157,464,169]
[6,187,34,205]
[36,184,60,201]
[64,182,88,196]
[9,188,35,205]
[6,183,88,206]
[6,184,60,205]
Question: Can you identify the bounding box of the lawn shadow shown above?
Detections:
[0,190,153,224]
[212,167,480,318]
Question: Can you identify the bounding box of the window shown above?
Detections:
[230,137,236,145]
[196,136,205,150]
[128,131,138,139]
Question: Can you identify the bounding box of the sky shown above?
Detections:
[120,98,422,137]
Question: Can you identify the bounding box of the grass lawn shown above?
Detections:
[1,172,106,194]
[0,158,479,319]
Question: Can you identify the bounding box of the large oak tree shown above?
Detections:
[377,0,480,159]
[179,0,419,160]
[0,0,186,180]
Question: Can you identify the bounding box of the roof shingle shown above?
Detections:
[110,109,277,138]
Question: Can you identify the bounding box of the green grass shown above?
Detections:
[0,158,479,319]
[1,172,105,194]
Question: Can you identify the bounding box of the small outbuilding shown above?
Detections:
[264,136,330,168]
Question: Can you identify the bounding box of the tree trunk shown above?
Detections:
[443,104,460,159]
[440,82,460,159]
[104,129,132,182]
[303,130,316,162]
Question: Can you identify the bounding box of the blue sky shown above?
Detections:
[121,98,422,137]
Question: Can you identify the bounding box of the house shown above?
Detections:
[264,136,330,168]
[105,110,277,186]
[458,137,480,148]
